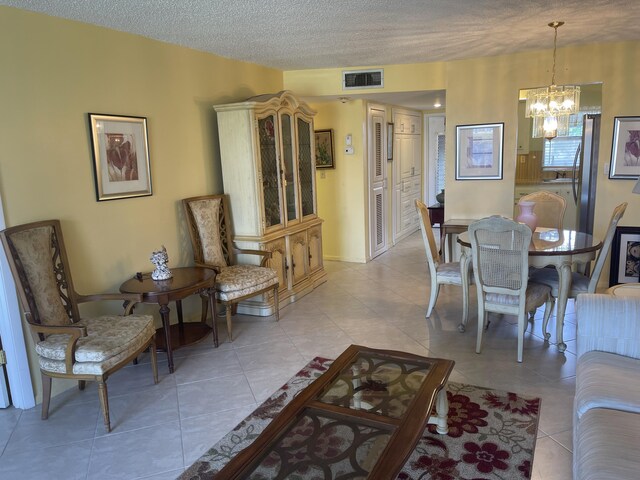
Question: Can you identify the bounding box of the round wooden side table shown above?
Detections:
[120,266,218,373]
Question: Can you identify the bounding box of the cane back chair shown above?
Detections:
[519,190,567,230]
[0,219,158,432]
[469,216,553,362]
[416,200,473,325]
[531,202,628,339]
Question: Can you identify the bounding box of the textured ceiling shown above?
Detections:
[3,0,640,110]
[4,0,640,71]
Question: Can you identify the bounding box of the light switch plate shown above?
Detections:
[346,134,352,146]
[344,146,354,155]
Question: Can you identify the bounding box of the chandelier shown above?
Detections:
[525,21,580,140]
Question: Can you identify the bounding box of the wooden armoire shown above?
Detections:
[214,91,326,315]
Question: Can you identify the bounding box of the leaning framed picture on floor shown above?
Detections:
[610,226,640,286]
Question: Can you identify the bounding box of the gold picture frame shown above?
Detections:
[315,129,335,169]
[88,113,152,201]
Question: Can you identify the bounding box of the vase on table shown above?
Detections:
[516,201,537,232]
[436,189,445,204]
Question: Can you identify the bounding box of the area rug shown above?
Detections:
[180,357,540,479]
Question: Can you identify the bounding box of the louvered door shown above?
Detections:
[369,106,387,259]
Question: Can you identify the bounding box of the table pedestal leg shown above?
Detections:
[159,303,174,373]
[555,263,572,353]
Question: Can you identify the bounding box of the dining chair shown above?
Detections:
[469,216,553,362]
[530,202,628,340]
[520,190,566,230]
[0,219,158,432]
[416,200,473,327]
[183,194,279,341]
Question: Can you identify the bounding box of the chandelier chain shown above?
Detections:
[551,24,558,85]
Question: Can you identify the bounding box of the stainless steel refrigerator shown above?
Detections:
[573,114,600,234]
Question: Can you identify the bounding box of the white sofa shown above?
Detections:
[574,294,640,480]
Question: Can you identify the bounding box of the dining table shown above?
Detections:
[457,227,602,352]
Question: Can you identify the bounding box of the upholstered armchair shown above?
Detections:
[0,219,158,432]
[182,194,279,341]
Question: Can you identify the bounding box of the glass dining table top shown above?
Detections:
[458,227,601,256]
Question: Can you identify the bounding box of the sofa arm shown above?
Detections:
[576,293,640,360]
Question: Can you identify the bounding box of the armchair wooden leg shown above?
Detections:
[78,380,86,391]
[273,287,280,322]
[41,373,52,420]
[226,304,233,341]
[98,380,111,433]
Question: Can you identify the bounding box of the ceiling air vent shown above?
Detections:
[342,69,384,90]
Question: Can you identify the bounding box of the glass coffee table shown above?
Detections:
[215,345,454,479]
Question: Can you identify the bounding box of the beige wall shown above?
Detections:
[0,7,283,399]
[311,101,368,262]
[286,41,640,279]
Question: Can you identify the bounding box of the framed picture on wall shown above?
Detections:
[455,123,504,180]
[609,226,640,286]
[609,116,640,179]
[315,129,335,169]
[88,113,152,201]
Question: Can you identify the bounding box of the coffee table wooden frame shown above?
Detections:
[215,344,454,479]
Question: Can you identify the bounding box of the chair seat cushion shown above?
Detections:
[529,267,590,294]
[485,282,550,310]
[436,262,474,283]
[575,351,640,420]
[574,407,640,480]
[36,314,155,375]
[216,265,278,301]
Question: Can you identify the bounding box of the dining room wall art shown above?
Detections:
[609,225,640,286]
[455,122,504,180]
[609,116,640,179]
[314,129,335,169]
[88,113,152,201]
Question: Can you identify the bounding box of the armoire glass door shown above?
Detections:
[280,113,299,224]
[297,117,316,217]
[258,114,283,229]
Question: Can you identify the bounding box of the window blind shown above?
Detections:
[543,110,600,169]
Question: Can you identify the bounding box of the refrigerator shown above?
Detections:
[573,114,600,235]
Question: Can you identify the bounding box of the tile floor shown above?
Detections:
[0,232,576,479]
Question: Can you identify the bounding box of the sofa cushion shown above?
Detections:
[574,408,640,480]
[575,350,640,420]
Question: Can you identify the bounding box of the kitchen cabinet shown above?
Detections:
[393,110,422,241]
[215,91,326,313]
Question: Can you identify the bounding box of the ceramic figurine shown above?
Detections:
[150,246,172,280]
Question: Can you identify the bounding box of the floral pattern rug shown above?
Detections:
[179,357,540,479]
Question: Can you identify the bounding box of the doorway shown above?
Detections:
[0,192,35,409]
[515,83,602,234]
